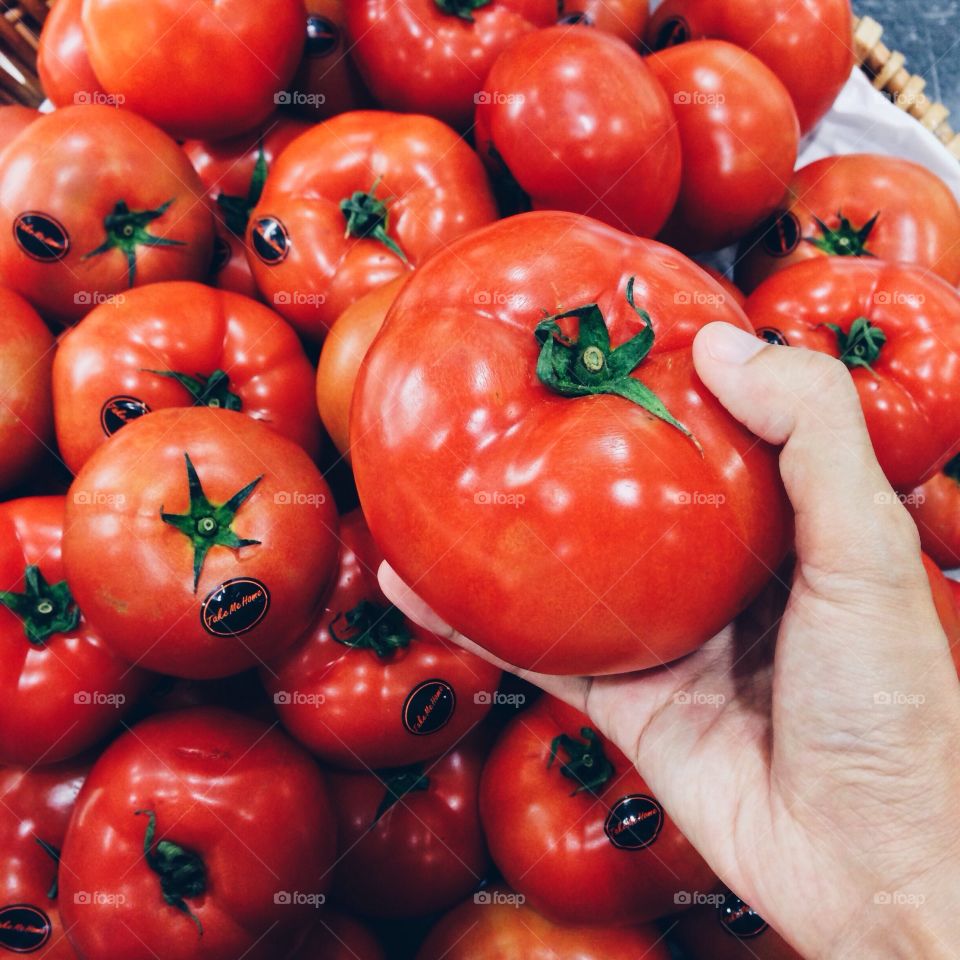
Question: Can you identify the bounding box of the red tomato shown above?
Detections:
[63,408,339,679]
[264,509,501,769]
[735,154,960,293]
[557,0,649,43]
[480,696,715,926]
[248,110,497,342]
[0,105,38,147]
[923,553,960,676]
[208,226,260,298]
[37,0,103,108]
[906,457,960,568]
[0,106,213,326]
[59,708,336,960]
[345,0,555,130]
[81,0,305,140]
[53,281,323,474]
[0,496,147,765]
[0,288,53,493]
[645,0,853,134]
[352,211,790,675]
[293,912,384,960]
[417,887,672,960]
[647,40,798,252]
[329,734,490,918]
[744,258,960,490]
[474,26,680,237]
[0,757,89,958]
[698,265,746,307]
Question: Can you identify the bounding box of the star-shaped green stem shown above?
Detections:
[822,316,886,376]
[548,727,615,796]
[340,178,408,264]
[145,369,242,411]
[216,142,268,236]
[0,565,79,646]
[805,211,879,257]
[329,600,412,657]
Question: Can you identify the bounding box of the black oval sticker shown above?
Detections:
[251,216,290,265]
[100,395,151,436]
[402,679,455,736]
[0,904,52,953]
[13,212,70,263]
[719,895,769,939]
[756,327,789,347]
[201,578,270,637]
[654,15,689,49]
[604,794,664,850]
[305,15,340,57]
[760,210,801,257]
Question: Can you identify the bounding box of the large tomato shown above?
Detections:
[736,154,960,293]
[264,509,501,769]
[906,457,960,568]
[480,696,715,925]
[329,734,490,918]
[474,26,680,237]
[744,258,960,490]
[0,105,38,146]
[0,496,147,766]
[352,211,790,675]
[293,912,384,960]
[645,0,853,134]
[247,110,497,342]
[416,887,671,960]
[81,0,305,140]
[647,40,798,252]
[63,408,339,678]
[345,0,555,131]
[0,106,213,326]
[59,708,336,960]
[0,757,89,958]
[0,288,53,493]
[557,0,648,43]
[37,0,103,108]
[53,281,322,474]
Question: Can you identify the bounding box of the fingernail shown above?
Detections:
[701,322,766,365]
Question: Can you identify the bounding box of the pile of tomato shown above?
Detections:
[2,0,959,958]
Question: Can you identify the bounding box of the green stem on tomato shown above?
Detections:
[329,601,412,657]
[0,565,79,646]
[548,727,614,796]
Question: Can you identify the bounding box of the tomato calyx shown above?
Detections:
[534,277,701,450]
[373,764,430,823]
[135,810,206,937]
[822,316,886,375]
[144,368,242,412]
[329,600,413,658]
[0,564,80,646]
[806,211,878,258]
[340,179,408,264]
[548,727,614,796]
[160,453,263,592]
[35,838,61,900]
[944,453,960,484]
[82,199,187,286]
[434,0,491,21]
[216,143,268,236]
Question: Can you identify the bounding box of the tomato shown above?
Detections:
[480,696,714,925]
[37,0,103,108]
[744,258,960,490]
[53,281,322,474]
[647,40,798,252]
[345,1,555,131]
[0,106,213,327]
[0,288,53,493]
[923,553,960,677]
[293,912,384,960]
[0,757,89,958]
[264,509,501,769]
[735,154,960,293]
[698,265,745,308]
[247,110,497,342]
[317,276,406,457]
[0,105,38,147]
[906,456,960,568]
[417,886,671,960]
[352,211,789,675]
[63,408,339,679]
[645,0,853,134]
[81,0,305,140]
[59,708,336,960]
[0,496,147,766]
[475,26,680,238]
[557,0,648,43]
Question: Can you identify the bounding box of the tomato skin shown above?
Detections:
[736,154,960,293]
[264,509,501,769]
[645,0,853,134]
[292,912,384,960]
[0,106,213,327]
[53,281,323,474]
[352,211,790,675]
[0,288,53,493]
[63,408,339,679]
[0,497,148,766]
[558,0,648,43]
[81,0,305,140]
[329,734,490,918]
[59,708,336,960]
[906,466,960,569]
[37,0,103,108]
[475,26,680,238]
[345,0,555,131]
[923,553,960,678]
[248,110,497,342]
[743,258,960,491]
[317,276,406,457]
[416,887,671,960]
[647,41,798,252]
[671,895,802,959]
[698,265,745,308]
[0,105,38,147]
[481,697,714,925]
